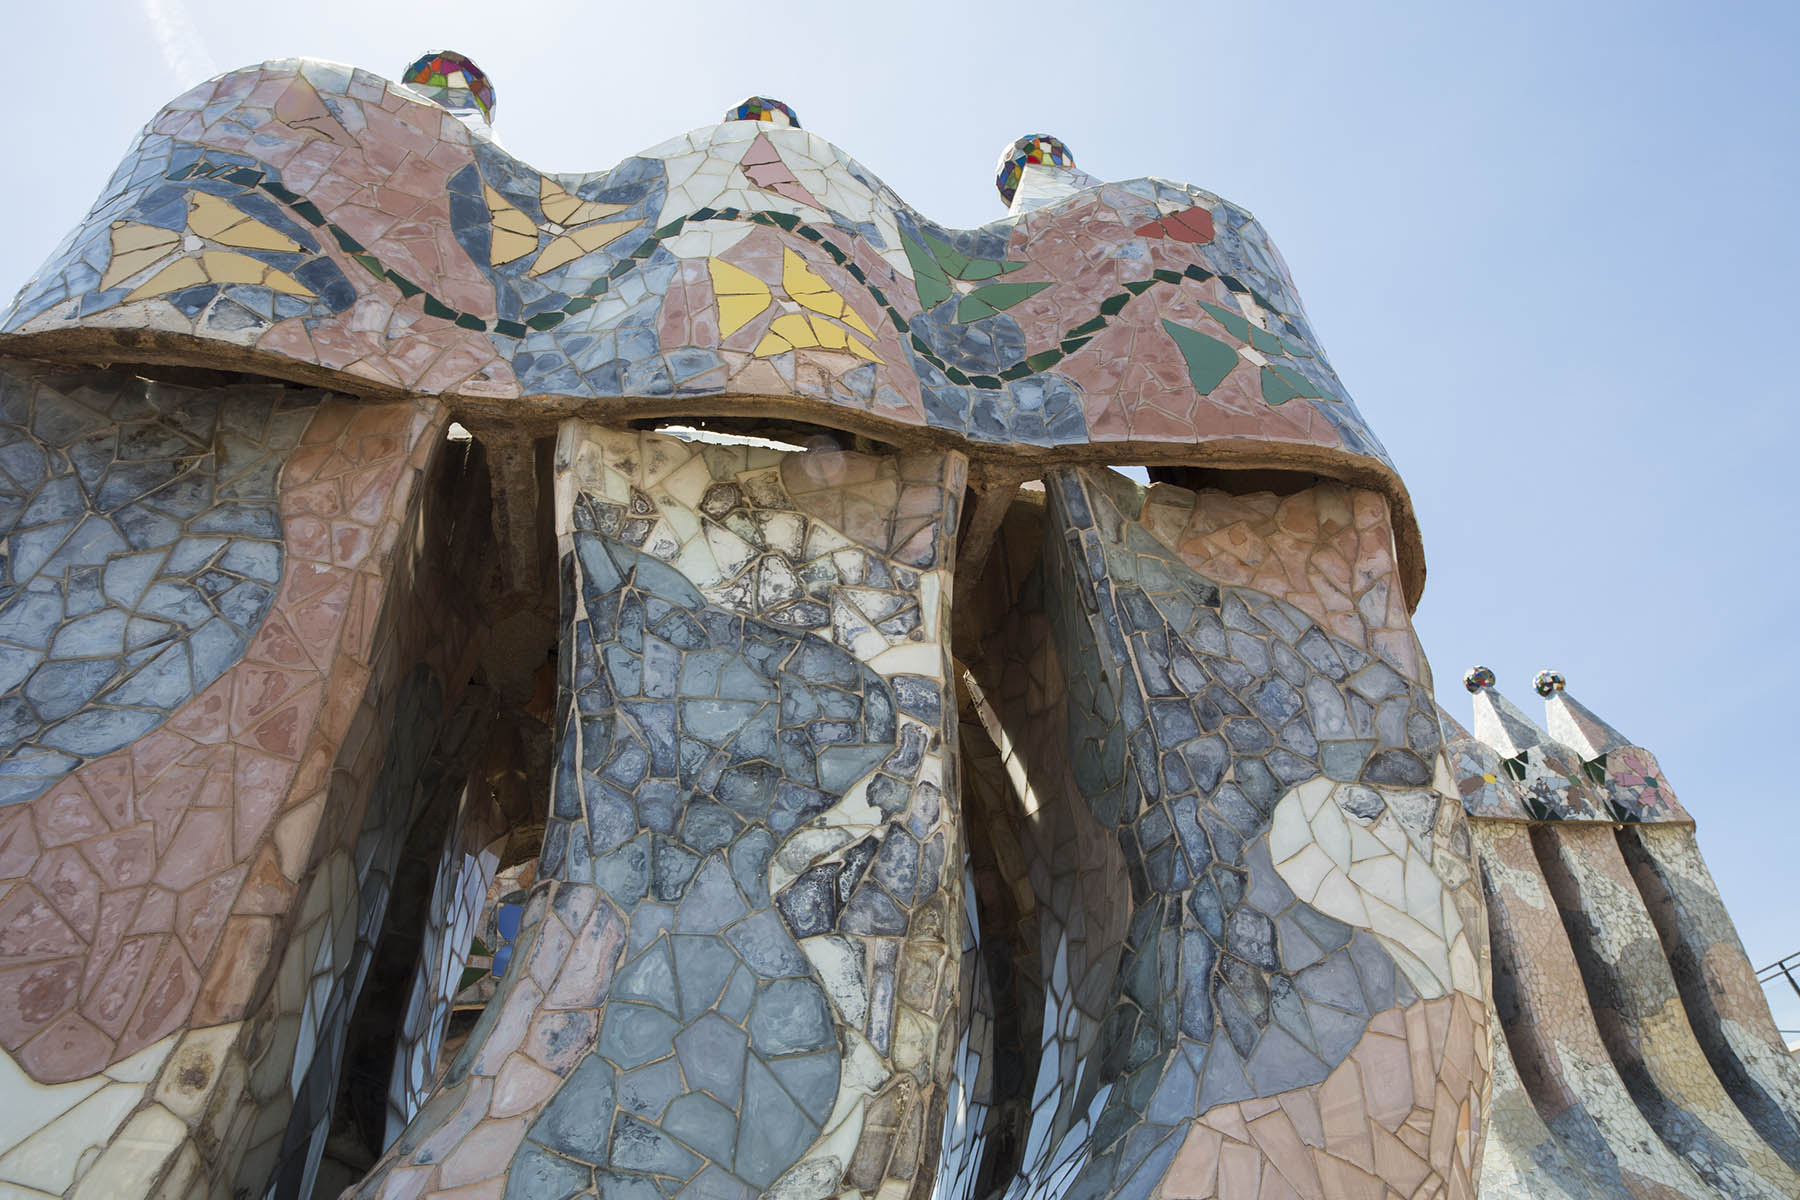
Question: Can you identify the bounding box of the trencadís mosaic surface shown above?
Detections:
[0,58,1395,485]
[0,47,1797,1200]
[0,371,314,806]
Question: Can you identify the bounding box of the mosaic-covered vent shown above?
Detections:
[402,50,495,119]
[724,96,800,128]
[994,133,1075,204]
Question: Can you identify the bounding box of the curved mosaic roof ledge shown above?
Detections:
[0,56,1424,604]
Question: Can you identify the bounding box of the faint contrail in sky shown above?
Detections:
[142,0,221,85]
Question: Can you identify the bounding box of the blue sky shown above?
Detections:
[4,1,1798,1027]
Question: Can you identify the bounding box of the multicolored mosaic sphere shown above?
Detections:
[402,51,495,120]
[995,134,1076,205]
[725,97,801,129]
[1534,669,1566,697]
[1463,665,1496,693]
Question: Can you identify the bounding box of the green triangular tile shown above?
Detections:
[1161,319,1239,394]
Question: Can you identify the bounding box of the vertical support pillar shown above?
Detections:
[0,364,489,1199]
[1532,823,1800,1195]
[356,424,969,1198]
[966,470,1490,1197]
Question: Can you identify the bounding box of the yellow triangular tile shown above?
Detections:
[197,251,317,297]
[782,246,875,338]
[215,217,304,253]
[186,192,246,239]
[708,257,772,299]
[570,220,639,252]
[840,307,875,339]
[101,222,181,290]
[567,198,631,226]
[528,233,586,277]
[491,228,540,267]
[201,250,265,285]
[757,313,817,357]
[538,177,582,226]
[717,293,769,338]
[769,313,817,346]
[540,176,627,227]
[710,258,773,335]
[782,247,843,317]
[263,265,316,298]
[186,193,303,253]
[485,185,539,237]
[111,221,181,253]
[124,257,208,302]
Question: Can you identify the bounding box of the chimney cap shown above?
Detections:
[725,96,801,129]
[402,50,495,121]
[995,134,1075,205]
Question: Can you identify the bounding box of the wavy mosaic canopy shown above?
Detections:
[0,55,1421,599]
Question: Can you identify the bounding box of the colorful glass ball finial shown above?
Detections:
[1463,665,1496,694]
[995,134,1076,205]
[402,51,496,120]
[1534,669,1566,697]
[725,97,801,129]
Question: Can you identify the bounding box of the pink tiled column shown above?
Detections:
[1534,823,1800,1195]
[1476,820,1705,1197]
[963,475,1490,1199]
[351,426,969,1199]
[0,390,489,1199]
[1621,824,1800,1161]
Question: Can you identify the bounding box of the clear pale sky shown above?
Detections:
[4,0,1798,1028]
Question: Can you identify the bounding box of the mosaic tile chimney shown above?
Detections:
[0,47,1793,1200]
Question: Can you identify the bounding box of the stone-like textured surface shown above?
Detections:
[0,371,436,1085]
[2,48,1797,1200]
[1621,825,1800,1166]
[961,469,1488,1197]
[0,57,1426,607]
[1535,824,1798,1195]
[1477,818,1707,1197]
[0,366,312,806]
[354,427,965,1198]
[1450,674,1800,1199]
[0,362,489,1197]
[223,412,488,1200]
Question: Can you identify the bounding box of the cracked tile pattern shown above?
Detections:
[0,376,438,1088]
[224,414,487,1200]
[0,370,491,1199]
[1444,669,1800,1198]
[352,426,965,1198]
[0,366,313,807]
[2,48,1796,1200]
[384,787,508,1146]
[962,469,1487,1197]
[1,57,1401,487]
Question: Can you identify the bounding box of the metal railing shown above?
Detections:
[1756,950,1800,1037]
